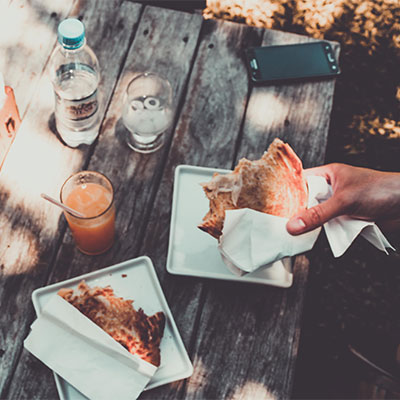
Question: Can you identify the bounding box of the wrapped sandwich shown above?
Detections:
[198,138,308,239]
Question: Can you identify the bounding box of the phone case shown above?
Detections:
[245,41,340,84]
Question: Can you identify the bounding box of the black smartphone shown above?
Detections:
[245,41,340,84]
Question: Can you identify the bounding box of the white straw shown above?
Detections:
[41,193,85,218]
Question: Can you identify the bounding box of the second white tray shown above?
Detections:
[166,165,293,287]
[31,256,193,400]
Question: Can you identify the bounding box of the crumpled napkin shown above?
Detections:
[218,175,395,275]
[24,295,157,400]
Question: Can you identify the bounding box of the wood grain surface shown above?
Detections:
[239,29,341,168]
[0,0,74,117]
[0,1,339,399]
[138,18,264,400]
[1,0,143,397]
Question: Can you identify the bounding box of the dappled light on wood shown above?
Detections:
[243,88,321,162]
[0,214,39,275]
[33,0,69,15]
[0,0,57,72]
[0,76,85,261]
[0,0,85,277]
[246,91,288,131]
[0,75,84,215]
[1,118,83,218]
[0,0,73,116]
[185,356,208,394]
[0,2,53,50]
[230,380,276,400]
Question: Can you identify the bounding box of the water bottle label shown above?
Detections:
[55,90,98,121]
[55,63,99,121]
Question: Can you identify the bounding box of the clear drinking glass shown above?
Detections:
[60,171,115,255]
[122,72,173,153]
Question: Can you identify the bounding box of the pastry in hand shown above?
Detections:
[198,138,308,239]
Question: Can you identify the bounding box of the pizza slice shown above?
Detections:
[58,281,165,367]
[198,138,308,239]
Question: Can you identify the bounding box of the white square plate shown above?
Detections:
[166,165,293,287]
[31,256,193,400]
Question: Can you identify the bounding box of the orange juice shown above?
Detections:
[66,183,112,218]
[61,172,115,255]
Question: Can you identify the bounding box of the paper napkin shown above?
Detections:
[218,175,395,275]
[24,295,157,400]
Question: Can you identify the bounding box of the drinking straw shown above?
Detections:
[41,193,85,218]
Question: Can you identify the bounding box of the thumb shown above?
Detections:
[286,197,341,235]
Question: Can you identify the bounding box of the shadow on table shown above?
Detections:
[114,117,128,148]
[133,0,206,12]
[47,112,70,148]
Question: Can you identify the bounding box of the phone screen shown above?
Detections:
[247,42,340,83]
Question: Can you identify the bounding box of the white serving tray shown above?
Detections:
[166,165,293,287]
[31,256,193,400]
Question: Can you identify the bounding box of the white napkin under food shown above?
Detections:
[24,295,157,400]
[219,175,395,275]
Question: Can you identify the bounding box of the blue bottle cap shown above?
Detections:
[58,18,85,49]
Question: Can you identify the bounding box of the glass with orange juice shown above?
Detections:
[60,171,115,255]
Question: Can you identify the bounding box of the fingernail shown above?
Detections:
[288,218,306,233]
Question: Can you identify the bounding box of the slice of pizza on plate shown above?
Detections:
[58,280,165,367]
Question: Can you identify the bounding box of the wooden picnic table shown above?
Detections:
[0,0,340,398]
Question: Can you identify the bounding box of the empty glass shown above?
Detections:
[122,72,173,153]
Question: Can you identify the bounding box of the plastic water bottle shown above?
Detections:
[50,18,101,147]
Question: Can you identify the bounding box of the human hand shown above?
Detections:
[286,163,400,235]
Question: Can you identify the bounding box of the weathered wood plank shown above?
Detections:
[182,256,310,400]
[179,30,341,399]
[137,19,264,399]
[47,6,204,280]
[238,29,341,168]
[1,1,143,398]
[6,5,204,400]
[0,0,76,117]
[0,0,77,394]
